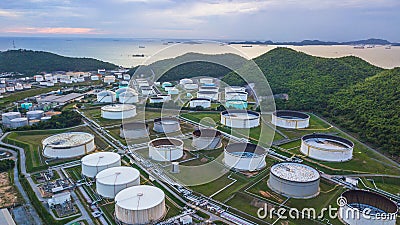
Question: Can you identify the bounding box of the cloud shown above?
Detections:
[4,27,100,34]
[0,9,21,17]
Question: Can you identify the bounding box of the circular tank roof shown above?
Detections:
[115,185,165,210]
[10,117,27,122]
[27,110,44,114]
[274,110,310,119]
[42,132,94,148]
[149,138,183,147]
[270,162,320,183]
[96,166,139,185]
[81,152,120,167]
[101,104,136,112]
[302,133,354,149]
[97,90,116,96]
[193,129,221,137]
[119,91,138,97]
[341,190,398,214]
[2,112,21,116]
[225,143,266,155]
[190,98,211,102]
[198,91,218,94]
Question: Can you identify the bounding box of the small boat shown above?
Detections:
[138,45,145,48]
[132,54,145,57]
[241,45,253,48]
[385,45,392,49]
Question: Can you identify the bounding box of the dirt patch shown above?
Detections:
[0,172,22,208]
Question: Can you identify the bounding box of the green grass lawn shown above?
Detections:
[4,126,111,172]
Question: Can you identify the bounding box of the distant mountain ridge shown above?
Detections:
[0,49,117,75]
[228,38,395,46]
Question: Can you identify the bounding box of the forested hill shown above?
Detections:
[0,49,117,75]
[223,48,383,111]
[327,68,400,160]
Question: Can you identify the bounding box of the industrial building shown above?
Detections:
[197,91,219,101]
[101,104,137,120]
[97,90,117,103]
[148,138,184,162]
[339,190,398,225]
[199,86,219,92]
[192,128,222,150]
[153,117,181,133]
[115,185,166,225]
[95,166,140,199]
[37,93,84,106]
[179,78,193,85]
[220,110,260,128]
[120,122,149,139]
[47,192,71,207]
[268,162,320,199]
[272,110,310,129]
[42,132,95,158]
[189,98,211,108]
[149,96,165,104]
[224,143,267,171]
[157,94,171,102]
[225,86,246,93]
[199,78,214,84]
[300,133,354,162]
[81,152,121,178]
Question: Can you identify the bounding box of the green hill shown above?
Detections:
[327,68,400,159]
[0,49,117,75]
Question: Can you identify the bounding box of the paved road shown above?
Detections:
[0,147,43,224]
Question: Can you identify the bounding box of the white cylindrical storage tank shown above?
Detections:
[268,162,320,199]
[42,132,95,158]
[26,110,44,120]
[119,91,138,104]
[199,86,218,92]
[116,87,135,98]
[149,97,164,104]
[200,78,213,84]
[300,134,354,162]
[115,185,166,225]
[34,75,44,82]
[97,90,116,103]
[81,152,121,178]
[41,116,52,121]
[101,104,136,120]
[184,83,198,90]
[180,78,193,85]
[220,110,260,128]
[148,138,184,162]
[123,74,131,80]
[224,143,267,171]
[10,117,28,128]
[157,94,171,102]
[153,118,180,133]
[189,98,211,108]
[272,110,310,129]
[91,75,99,81]
[141,87,153,96]
[225,91,248,101]
[192,129,222,150]
[225,86,246,93]
[2,112,21,127]
[96,166,140,199]
[120,122,149,139]
[339,190,398,225]
[197,91,219,101]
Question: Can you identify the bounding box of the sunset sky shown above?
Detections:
[1,0,399,41]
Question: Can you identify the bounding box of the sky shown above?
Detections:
[0,0,399,42]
